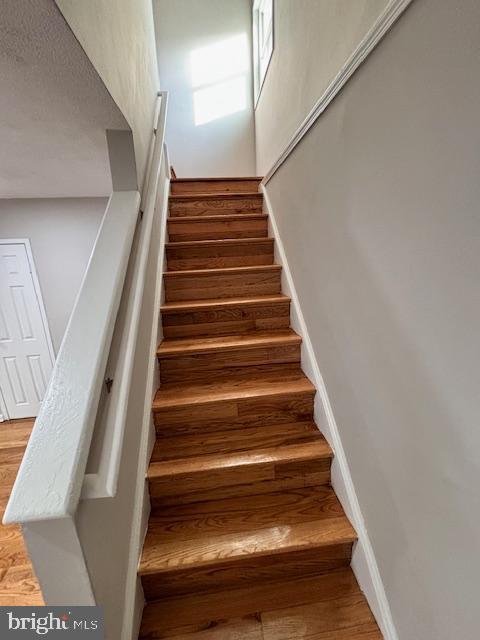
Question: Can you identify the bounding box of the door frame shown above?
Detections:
[0,238,56,420]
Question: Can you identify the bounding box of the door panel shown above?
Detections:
[0,242,54,419]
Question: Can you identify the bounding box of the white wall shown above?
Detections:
[255,0,388,174]
[55,0,160,188]
[154,0,256,177]
[0,198,106,352]
[261,0,480,638]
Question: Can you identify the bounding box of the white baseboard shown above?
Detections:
[121,173,170,640]
[262,185,398,640]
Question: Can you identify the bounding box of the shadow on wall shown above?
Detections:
[190,33,249,126]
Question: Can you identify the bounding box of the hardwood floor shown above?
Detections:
[139,177,382,639]
[0,418,42,605]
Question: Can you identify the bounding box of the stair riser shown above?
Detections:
[162,300,291,339]
[154,390,315,435]
[141,543,352,600]
[168,217,268,242]
[151,423,320,462]
[170,195,263,217]
[149,455,331,507]
[171,179,261,195]
[164,269,282,302]
[166,240,274,271]
[158,343,301,383]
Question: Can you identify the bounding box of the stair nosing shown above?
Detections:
[153,374,315,411]
[163,264,281,278]
[166,237,274,249]
[168,213,268,224]
[170,192,263,201]
[147,441,333,479]
[157,330,301,358]
[171,177,263,182]
[161,294,290,313]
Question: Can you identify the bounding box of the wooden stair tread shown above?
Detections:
[171,177,263,183]
[166,237,273,249]
[157,329,300,357]
[139,513,355,576]
[145,485,343,543]
[170,193,263,201]
[139,568,372,639]
[168,213,267,223]
[152,371,315,410]
[167,215,269,242]
[163,264,281,278]
[161,294,290,313]
[148,440,332,481]
[151,421,320,462]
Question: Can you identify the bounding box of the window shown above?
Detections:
[253,0,273,104]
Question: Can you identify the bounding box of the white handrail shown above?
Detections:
[3,193,140,522]
[82,91,169,498]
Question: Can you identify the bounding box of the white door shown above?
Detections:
[0,241,54,419]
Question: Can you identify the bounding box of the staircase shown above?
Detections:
[138,177,382,639]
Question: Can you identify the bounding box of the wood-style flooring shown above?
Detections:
[0,418,42,605]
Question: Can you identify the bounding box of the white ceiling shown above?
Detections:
[0,0,129,198]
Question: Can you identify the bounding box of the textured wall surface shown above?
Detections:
[0,0,127,198]
[56,0,160,188]
[264,0,480,637]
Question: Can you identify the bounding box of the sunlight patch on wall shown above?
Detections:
[193,77,247,126]
[191,34,249,126]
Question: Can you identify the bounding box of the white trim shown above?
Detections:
[23,516,95,605]
[4,191,140,525]
[262,185,399,640]
[262,0,414,183]
[0,238,56,364]
[121,164,170,640]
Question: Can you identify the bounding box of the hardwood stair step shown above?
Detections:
[166,238,274,271]
[139,507,354,599]
[158,329,301,357]
[169,193,263,217]
[152,421,321,462]
[163,264,282,302]
[139,568,379,639]
[140,512,352,575]
[161,294,291,338]
[170,177,262,195]
[153,370,314,410]
[167,213,268,242]
[147,440,332,506]
[147,485,344,540]
[157,329,301,383]
[152,370,315,435]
